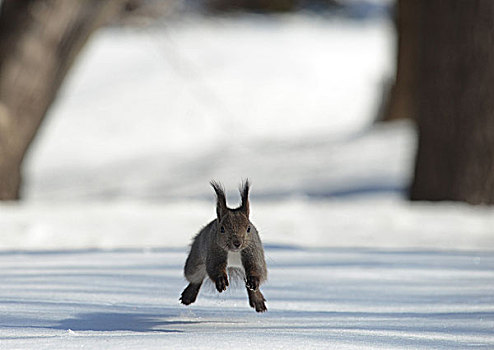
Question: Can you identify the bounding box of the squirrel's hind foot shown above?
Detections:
[180,282,202,305]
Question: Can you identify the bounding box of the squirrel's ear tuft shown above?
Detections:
[239,179,250,217]
[211,180,227,219]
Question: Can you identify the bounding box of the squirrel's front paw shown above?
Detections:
[246,276,260,291]
[215,275,229,292]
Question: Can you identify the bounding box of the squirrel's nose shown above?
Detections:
[233,240,241,248]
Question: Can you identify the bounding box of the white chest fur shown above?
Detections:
[227,251,244,269]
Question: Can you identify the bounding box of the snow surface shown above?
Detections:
[1,13,494,350]
[1,248,493,349]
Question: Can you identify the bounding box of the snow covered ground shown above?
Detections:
[1,248,493,349]
[1,12,494,349]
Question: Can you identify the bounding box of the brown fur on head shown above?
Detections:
[210,180,251,252]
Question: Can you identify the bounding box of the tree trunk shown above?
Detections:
[410,1,494,204]
[0,0,122,200]
[381,0,419,122]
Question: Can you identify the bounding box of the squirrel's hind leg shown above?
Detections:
[180,282,203,305]
[182,262,206,305]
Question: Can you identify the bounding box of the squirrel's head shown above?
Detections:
[211,180,251,252]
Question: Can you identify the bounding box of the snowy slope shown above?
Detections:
[24,15,396,200]
[1,197,494,251]
[1,248,493,349]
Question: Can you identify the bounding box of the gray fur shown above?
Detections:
[180,180,268,312]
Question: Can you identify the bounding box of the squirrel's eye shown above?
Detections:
[247,226,251,233]
[220,226,225,233]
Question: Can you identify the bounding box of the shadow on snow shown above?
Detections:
[55,312,190,333]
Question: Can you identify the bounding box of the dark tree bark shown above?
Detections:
[0,0,122,200]
[381,0,420,122]
[410,1,494,204]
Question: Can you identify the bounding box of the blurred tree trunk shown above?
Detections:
[0,0,122,200]
[410,1,494,204]
[381,0,419,122]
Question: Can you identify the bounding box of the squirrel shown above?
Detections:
[180,180,268,312]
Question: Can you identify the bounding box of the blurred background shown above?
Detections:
[0,0,493,251]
